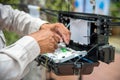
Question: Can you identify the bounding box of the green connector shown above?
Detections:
[61,47,67,53]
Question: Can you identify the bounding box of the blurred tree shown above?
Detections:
[0,0,19,4]
[46,0,74,11]
[3,31,20,45]
[45,0,74,23]
[110,1,120,35]
[110,2,120,18]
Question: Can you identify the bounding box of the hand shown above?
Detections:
[29,29,62,54]
[40,23,71,44]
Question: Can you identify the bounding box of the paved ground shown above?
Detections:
[82,53,120,80]
[109,36,120,52]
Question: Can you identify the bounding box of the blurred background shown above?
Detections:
[0,0,120,80]
[0,0,120,50]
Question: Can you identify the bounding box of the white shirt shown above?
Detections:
[0,4,48,80]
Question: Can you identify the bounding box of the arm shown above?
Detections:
[0,29,65,80]
[0,3,70,80]
[0,36,40,80]
[0,4,48,35]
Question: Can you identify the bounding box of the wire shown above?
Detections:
[82,58,93,63]
[87,44,98,53]
[74,56,82,64]
[45,57,49,68]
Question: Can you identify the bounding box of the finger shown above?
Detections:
[49,39,58,52]
[55,23,71,44]
[53,32,63,43]
[61,32,71,44]
[53,43,58,50]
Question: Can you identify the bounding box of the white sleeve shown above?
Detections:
[0,36,40,80]
[0,4,48,35]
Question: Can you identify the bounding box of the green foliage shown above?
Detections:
[110,2,120,17]
[0,0,19,4]
[46,0,74,11]
[3,31,20,45]
[45,0,74,23]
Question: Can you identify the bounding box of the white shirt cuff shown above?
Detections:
[1,36,40,71]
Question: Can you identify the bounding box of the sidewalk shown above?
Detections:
[82,53,120,80]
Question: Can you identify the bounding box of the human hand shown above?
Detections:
[40,23,71,44]
[29,29,62,53]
